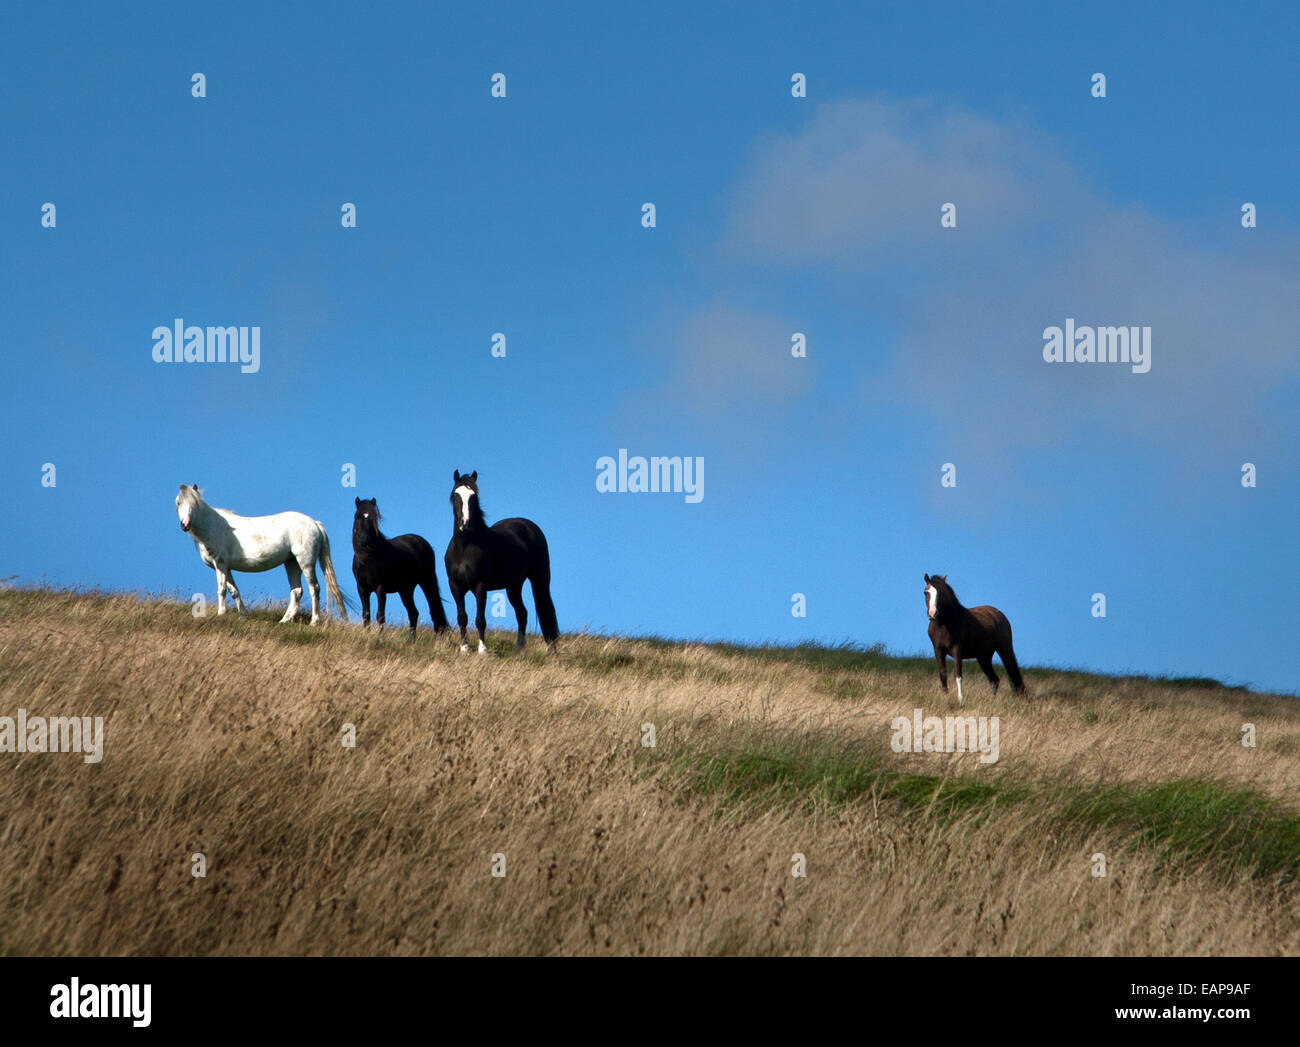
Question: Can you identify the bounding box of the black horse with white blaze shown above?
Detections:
[444,470,559,654]
[351,497,450,638]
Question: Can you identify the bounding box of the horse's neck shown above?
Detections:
[937,597,969,626]
[452,523,492,552]
[193,501,225,536]
[186,502,234,556]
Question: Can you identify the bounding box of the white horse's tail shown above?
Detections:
[316,521,351,622]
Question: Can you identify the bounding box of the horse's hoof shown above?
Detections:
[459,644,470,653]
[514,640,526,653]
[477,642,487,654]
[546,643,557,655]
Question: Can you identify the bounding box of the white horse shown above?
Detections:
[175,484,349,624]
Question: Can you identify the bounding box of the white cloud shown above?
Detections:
[717,96,1300,480]
[723,97,1085,262]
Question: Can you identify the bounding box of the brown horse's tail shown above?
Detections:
[1002,646,1026,694]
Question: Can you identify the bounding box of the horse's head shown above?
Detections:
[451,470,480,534]
[353,497,382,546]
[175,483,202,533]
[923,573,951,620]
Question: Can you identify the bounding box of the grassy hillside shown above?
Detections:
[0,587,1297,956]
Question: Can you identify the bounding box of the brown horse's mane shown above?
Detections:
[928,574,965,622]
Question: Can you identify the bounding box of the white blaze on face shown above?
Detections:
[454,485,475,527]
[926,584,938,619]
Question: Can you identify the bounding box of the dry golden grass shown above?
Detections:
[0,587,1296,956]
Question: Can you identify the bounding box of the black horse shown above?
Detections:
[924,573,1025,702]
[351,497,450,639]
[444,470,558,654]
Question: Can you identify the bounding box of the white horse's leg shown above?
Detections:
[214,566,227,615]
[281,560,303,623]
[225,570,245,615]
[302,557,322,625]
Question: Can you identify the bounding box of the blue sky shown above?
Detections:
[2,1,1297,693]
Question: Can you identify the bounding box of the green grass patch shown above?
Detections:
[645,727,1299,887]
[651,728,1023,823]
[1059,779,1300,885]
[565,649,734,685]
[274,627,326,646]
[711,639,932,677]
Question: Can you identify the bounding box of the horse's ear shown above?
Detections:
[469,470,477,482]
[355,497,361,506]
[180,483,187,492]
[453,470,461,484]
[940,574,947,582]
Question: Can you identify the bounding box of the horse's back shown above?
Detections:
[970,605,1012,638]
[389,532,436,565]
[220,507,317,534]
[493,517,549,552]
[481,517,551,580]
[219,507,322,569]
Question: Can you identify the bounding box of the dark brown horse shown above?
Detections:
[924,574,1025,702]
